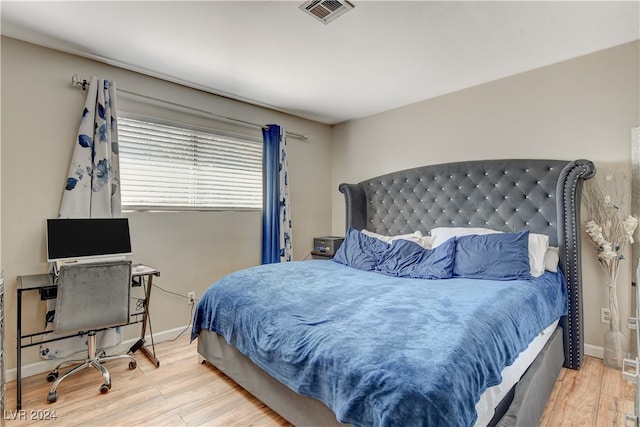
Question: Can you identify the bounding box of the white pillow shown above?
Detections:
[544,247,560,272]
[361,229,433,249]
[360,229,393,243]
[528,233,550,277]
[429,226,549,278]
[430,227,499,248]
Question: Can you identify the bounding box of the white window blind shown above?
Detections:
[118,116,263,211]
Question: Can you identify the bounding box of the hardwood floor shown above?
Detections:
[4,335,636,426]
[539,356,635,427]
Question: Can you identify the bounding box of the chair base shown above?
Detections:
[46,331,137,403]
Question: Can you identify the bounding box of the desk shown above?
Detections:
[16,265,160,410]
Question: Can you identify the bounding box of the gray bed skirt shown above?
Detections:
[197,329,346,426]
[197,326,565,426]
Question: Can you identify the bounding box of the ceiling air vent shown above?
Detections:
[299,0,355,25]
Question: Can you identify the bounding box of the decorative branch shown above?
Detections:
[583,168,638,326]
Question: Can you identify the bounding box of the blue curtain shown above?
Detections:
[59,77,121,218]
[262,124,293,264]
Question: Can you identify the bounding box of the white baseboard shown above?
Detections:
[585,343,604,359]
[6,325,191,382]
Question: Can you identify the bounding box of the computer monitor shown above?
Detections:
[46,218,132,268]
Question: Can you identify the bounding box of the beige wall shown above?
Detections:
[332,41,640,351]
[3,35,638,371]
[1,37,333,369]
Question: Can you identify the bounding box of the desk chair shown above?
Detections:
[46,260,137,403]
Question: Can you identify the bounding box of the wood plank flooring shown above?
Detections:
[539,355,635,427]
[4,335,636,426]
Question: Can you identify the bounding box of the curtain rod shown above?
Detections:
[71,75,309,141]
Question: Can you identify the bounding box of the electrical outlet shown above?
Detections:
[187,291,196,305]
[601,307,611,324]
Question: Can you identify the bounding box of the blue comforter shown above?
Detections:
[191,260,567,426]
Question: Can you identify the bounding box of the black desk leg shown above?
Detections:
[133,274,159,367]
[16,290,22,410]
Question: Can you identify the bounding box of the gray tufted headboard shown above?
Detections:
[339,159,595,370]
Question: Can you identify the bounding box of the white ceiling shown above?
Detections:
[1,1,639,125]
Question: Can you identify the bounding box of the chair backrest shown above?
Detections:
[54,260,132,334]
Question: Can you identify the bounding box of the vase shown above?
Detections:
[603,284,628,369]
[603,322,628,369]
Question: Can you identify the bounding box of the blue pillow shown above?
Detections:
[453,231,531,280]
[376,238,455,279]
[332,227,389,271]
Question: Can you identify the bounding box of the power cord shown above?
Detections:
[152,282,200,305]
[135,281,198,343]
[134,297,145,312]
[165,303,195,343]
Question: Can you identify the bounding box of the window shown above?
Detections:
[118,115,263,211]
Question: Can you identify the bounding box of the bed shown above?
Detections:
[191,158,595,426]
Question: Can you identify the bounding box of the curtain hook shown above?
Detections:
[71,74,89,90]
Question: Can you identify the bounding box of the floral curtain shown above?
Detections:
[59,77,121,218]
[42,77,122,360]
[261,124,293,264]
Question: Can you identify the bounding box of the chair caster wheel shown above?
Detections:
[129,360,137,370]
[47,391,57,403]
[46,371,58,382]
[99,384,110,394]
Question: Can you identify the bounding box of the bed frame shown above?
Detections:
[197,158,595,426]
